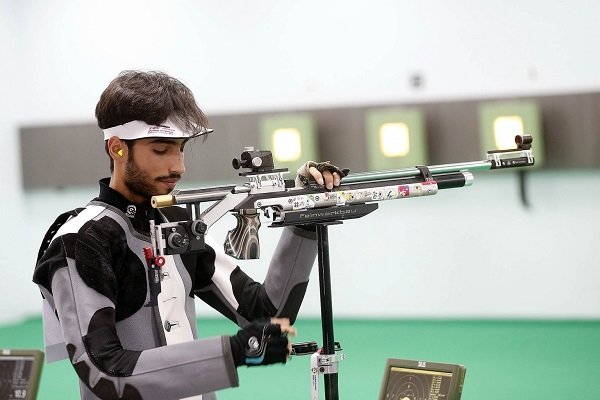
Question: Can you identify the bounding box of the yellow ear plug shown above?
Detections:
[117,149,124,157]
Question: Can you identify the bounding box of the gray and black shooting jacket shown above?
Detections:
[33,178,317,399]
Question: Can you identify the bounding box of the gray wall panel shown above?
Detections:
[313,107,367,172]
[537,93,600,167]
[20,124,107,188]
[20,92,600,189]
[423,101,482,164]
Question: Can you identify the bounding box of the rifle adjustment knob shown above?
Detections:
[252,157,263,167]
[191,220,207,236]
[167,231,187,249]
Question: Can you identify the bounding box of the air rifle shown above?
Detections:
[149,135,534,260]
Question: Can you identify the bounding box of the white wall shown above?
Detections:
[12,0,600,125]
[2,0,600,323]
[1,1,28,323]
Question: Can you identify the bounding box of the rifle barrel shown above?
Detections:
[341,161,492,184]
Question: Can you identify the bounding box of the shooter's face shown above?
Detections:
[124,138,187,200]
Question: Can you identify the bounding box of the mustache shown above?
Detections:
[156,174,182,181]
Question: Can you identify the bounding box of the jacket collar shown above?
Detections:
[95,178,157,233]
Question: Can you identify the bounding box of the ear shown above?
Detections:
[108,137,127,162]
[108,136,129,165]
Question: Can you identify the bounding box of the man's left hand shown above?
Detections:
[295,161,349,190]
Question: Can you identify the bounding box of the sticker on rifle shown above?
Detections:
[335,192,346,206]
[335,191,353,204]
[358,190,373,201]
[412,184,423,196]
[371,190,385,201]
[341,191,355,202]
[398,185,410,197]
[291,196,309,210]
[385,187,398,199]
[323,191,345,206]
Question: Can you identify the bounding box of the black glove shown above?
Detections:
[229,320,290,367]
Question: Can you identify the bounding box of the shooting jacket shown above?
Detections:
[33,178,317,400]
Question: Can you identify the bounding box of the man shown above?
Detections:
[33,70,345,399]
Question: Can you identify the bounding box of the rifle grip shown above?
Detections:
[224,210,261,260]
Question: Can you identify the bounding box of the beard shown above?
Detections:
[124,157,179,201]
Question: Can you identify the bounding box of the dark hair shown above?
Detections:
[97,70,209,172]
[96,70,208,131]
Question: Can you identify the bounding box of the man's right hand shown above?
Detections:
[229,318,296,367]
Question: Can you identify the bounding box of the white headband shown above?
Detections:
[102,119,213,141]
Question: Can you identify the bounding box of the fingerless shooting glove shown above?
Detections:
[229,320,290,367]
[294,161,350,188]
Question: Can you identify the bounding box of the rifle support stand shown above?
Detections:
[315,223,342,400]
[273,203,378,399]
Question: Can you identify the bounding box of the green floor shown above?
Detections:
[2,317,599,399]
